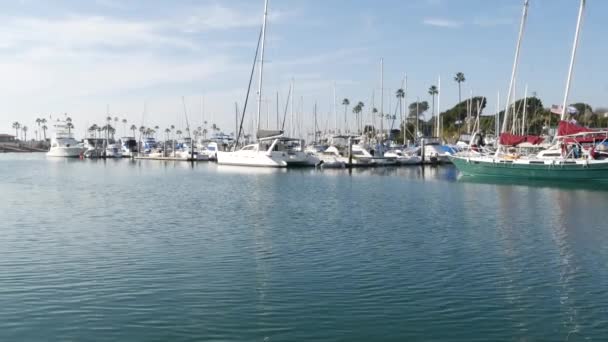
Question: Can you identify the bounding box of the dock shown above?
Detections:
[133,156,207,162]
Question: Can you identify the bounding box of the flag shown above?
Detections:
[567,106,579,115]
[550,105,579,115]
[550,104,562,115]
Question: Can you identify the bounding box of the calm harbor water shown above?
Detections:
[1,153,607,341]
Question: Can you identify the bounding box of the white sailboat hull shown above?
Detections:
[217,151,288,167]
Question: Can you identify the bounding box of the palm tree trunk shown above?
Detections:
[432,95,436,136]
[344,105,347,133]
[458,83,462,104]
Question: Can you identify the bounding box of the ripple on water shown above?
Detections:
[1,155,608,341]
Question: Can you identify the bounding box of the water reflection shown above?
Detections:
[215,165,288,175]
[458,175,608,192]
[314,165,459,182]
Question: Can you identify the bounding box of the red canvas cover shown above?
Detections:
[557,120,595,136]
[499,133,544,146]
[500,133,526,146]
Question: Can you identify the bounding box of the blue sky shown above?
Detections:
[1,0,607,138]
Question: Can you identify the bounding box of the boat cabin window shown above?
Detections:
[241,145,255,151]
[352,151,365,156]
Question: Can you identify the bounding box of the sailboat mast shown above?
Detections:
[291,80,295,136]
[333,83,337,133]
[314,102,317,143]
[436,75,441,138]
[521,84,528,135]
[235,102,239,140]
[403,73,407,146]
[561,0,586,121]
[380,58,384,141]
[501,0,529,133]
[495,91,500,147]
[256,0,269,134]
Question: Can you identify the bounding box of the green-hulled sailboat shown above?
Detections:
[451,0,608,181]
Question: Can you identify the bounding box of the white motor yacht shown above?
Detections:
[384,149,422,165]
[46,120,84,157]
[201,142,219,161]
[141,137,157,153]
[120,137,138,157]
[313,146,346,168]
[105,142,123,158]
[83,138,105,158]
[217,131,311,167]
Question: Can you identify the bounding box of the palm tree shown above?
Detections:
[429,85,439,136]
[154,125,159,139]
[22,126,28,141]
[40,119,48,140]
[41,125,48,141]
[35,118,41,140]
[352,105,360,134]
[66,122,73,135]
[342,98,350,132]
[454,72,465,104]
[122,119,127,136]
[395,89,405,142]
[357,101,364,133]
[176,130,182,140]
[130,124,137,138]
[396,89,405,117]
[12,122,21,139]
[352,102,364,134]
[89,124,99,138]
[139,126,146,138]
[428,85,439,119]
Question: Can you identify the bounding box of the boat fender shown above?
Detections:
[466,157,470,163]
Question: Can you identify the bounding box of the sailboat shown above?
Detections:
[217,0,313,168]
[450,0,608,181]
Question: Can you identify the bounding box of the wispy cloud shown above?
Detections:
[423,18,462,28]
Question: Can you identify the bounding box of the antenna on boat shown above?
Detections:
[561,0,586,121]
[256,0,269,136]
[501,0,529,134]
